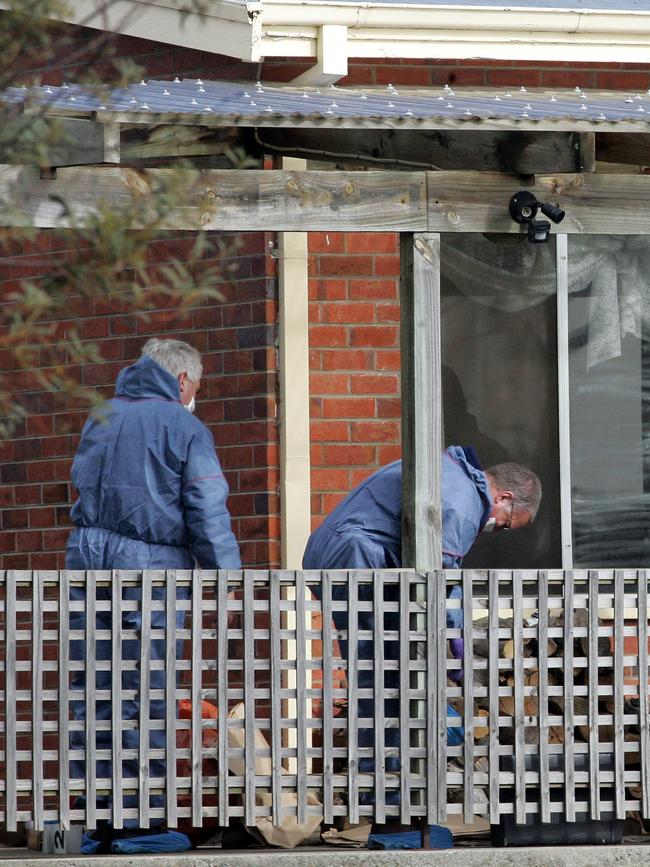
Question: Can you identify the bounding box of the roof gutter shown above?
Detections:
[259,2,650,63]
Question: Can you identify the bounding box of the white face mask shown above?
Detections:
[482,516,496,534]
[185,397,196,414]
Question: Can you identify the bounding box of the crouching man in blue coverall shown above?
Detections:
[302,446,541,846]
[66,338,241,851]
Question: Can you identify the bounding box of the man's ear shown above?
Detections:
[496,490,514,505]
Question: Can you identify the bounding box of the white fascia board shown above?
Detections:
[259,1,650,61]
[8,0,262,62]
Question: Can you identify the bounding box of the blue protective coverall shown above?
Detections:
[302,447,491,803]
[65,355,241,821]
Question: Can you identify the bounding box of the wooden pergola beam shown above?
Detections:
[2,166,650,233]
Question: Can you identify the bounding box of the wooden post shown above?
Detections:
[400,232,443,570]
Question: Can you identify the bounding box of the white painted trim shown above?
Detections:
[291,25,349,86]
[11,0,262,62]
[278,158,312,569]
[25,0,650,65]
[556,234,574,570]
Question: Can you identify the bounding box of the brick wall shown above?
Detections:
[0,229,279,569]
[307,233,402,530]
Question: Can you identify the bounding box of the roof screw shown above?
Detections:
[302,92,309,98]
[198,86,205,93]
[525,103,532,110]
[249,100,256,106]
[141,103,150,109]
[581,104,588,111]
[447,101,454,108]
[196,78,204,85]
[265,105,273,112]
[163,89,170,95]
[494,95,501,101]
[519,86,527,92]
[504,91,512,98]
[464,108,471,115]
[173,77,181,83]
[359,92,367,99]
[388,101,395,107]
[405,109,414,116]
[520,111,529,117]
[638,105,646,112]
[191,98,198,105]
[44,87,53,94]
[244,91,250,97]
[331,101,338,108]
[62,82,69,89]
[574,85,582,92]
[598,113,607,120]
[550,96,557,102]
[140,80,147,86]
[203,106,213,112]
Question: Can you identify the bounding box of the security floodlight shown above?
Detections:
[509,191,565,244]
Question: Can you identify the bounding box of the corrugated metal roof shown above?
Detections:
[4,79,650,132]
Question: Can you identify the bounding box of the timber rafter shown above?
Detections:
[2,166,650,234]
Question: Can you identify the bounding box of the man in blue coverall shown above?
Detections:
[302,446,541,841]
[66,338,241,843]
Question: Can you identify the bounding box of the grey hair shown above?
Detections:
[485,463,542,521]
[141,338,202,382]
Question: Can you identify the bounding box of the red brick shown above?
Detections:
[322,492,346,514]
[321,349,371,371]
[376,350,401,371]
[29,507,56,528]
[16,530,43,552]
[376,303,400,323]
[322,397,376,418]
[350,468,377,488]
[351,420,400,443]
[431,67,486,87]
[345,233,398,254]
[3,553,28,568]
[487,68,542,88]
[27,462,56,482]
[378,444,402,464]
[323,444,376,466]
[43,530,70,551]
[321,303,375,324]
[311,279,348,301]
[311,468,350,491]
[2,509,28,530]
[79,317,110,339]
[0,487,14,507]
[318,255,373,277]
[42,483,68,504]
[15,485,41,505]
[310,372,350,394]
[377,397,402,418]
[310,443,323,466]
[0,532,17,552]
[350,373,399,395]
[309,325,347,348]
[309,233,345,253]
[308,301,321,323]
[348,279,398,300]
[350,325,398,348]
[311,420,350,443]
[373,256,400,277]
[374,66,431,86]
[594,70,650,90]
